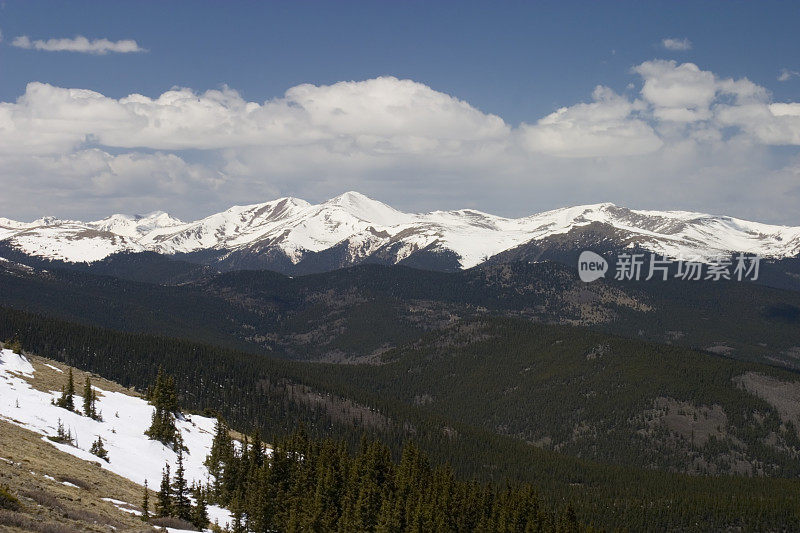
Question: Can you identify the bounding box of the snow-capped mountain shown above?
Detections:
[1,192,799,270]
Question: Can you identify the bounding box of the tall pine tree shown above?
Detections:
[156,463,172,518]
[171,434,192,521]
[204,416,233,502]
[145,367,178,446]
[141,479,150,522]
[191,483,209,529]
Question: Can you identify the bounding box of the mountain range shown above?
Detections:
[2,191,799,274]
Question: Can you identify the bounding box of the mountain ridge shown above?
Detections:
[2,191,799,269]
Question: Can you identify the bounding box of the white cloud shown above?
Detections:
[634,60,717,122]
[0,67,798,223]
[632,59,777,148]
[778,68,799,82]
[11,35,145,54]
[0,78,510,155]
[662,37,692,51]
[519,86,662,157]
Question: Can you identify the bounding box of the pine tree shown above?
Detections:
[82,376,99,419]
[560,502,579,533]
[156,463,172,517]
[191,483,209,529]
[171,434,192,521]
[89,435,109,461]
[141,480,150,522]
[204,416,233,502]
[230,496,246,533]
[145,367,178,446]
[56,368,75,411]
[52,418,75,445]
[250,429,264,468]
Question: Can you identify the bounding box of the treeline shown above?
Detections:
[4,306,800,530]
[204,421,586,532]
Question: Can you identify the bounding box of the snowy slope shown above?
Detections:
[2,193,799,266]
[0,349,231,527]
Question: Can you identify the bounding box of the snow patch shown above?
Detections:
[0,350,34,376]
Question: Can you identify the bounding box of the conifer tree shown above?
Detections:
[56,368,75,411]
[82,376,99,419]
[89,435,109,461]
[145,367,178,446]
[156,463,172,517]
[250,429,264,468]
[191,483,209,529]
[560,502,579,533]
[141,480,150,522]
[230,496,245,533]
[172,434,192,521]
[53,418,75,445]
[204,416,233,502]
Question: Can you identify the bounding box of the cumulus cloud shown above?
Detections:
[0,68,798,223]
[11,35,145,54]
[634,60,718,122]
[632,59,790,148]
[778,68,799,82]
[0,78,509,155]
[662,37,692,51]
[520,86,662,157]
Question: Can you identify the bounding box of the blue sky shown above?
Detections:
[0,1,799,223]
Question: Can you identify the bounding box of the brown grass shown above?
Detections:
[0,420,152,532]
[151,515,200,529]
[17,352,142,399]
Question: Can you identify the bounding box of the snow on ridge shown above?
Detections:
[1,194,799,265]
[0,348,231,527]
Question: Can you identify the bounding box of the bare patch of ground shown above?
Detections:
[735,372,800,431]
[706,345,734,355]
[641,397,728,447]
[784,346,800,360]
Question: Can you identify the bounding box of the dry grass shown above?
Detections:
[16,352,142,399]
[151,515,200,529]
[0,420,152,532]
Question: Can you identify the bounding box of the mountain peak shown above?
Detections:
[322,191,411,226]
[325,191,386,209]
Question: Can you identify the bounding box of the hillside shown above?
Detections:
[0,347,232,530]
[1,419,155,532]
[3,310,800,530]
[319,317,800,476]
[1,258,798,370]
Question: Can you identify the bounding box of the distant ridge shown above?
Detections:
[1,192,799,270]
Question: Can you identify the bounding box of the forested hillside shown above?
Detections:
[3,306,800,530]
[1,258,799,368]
